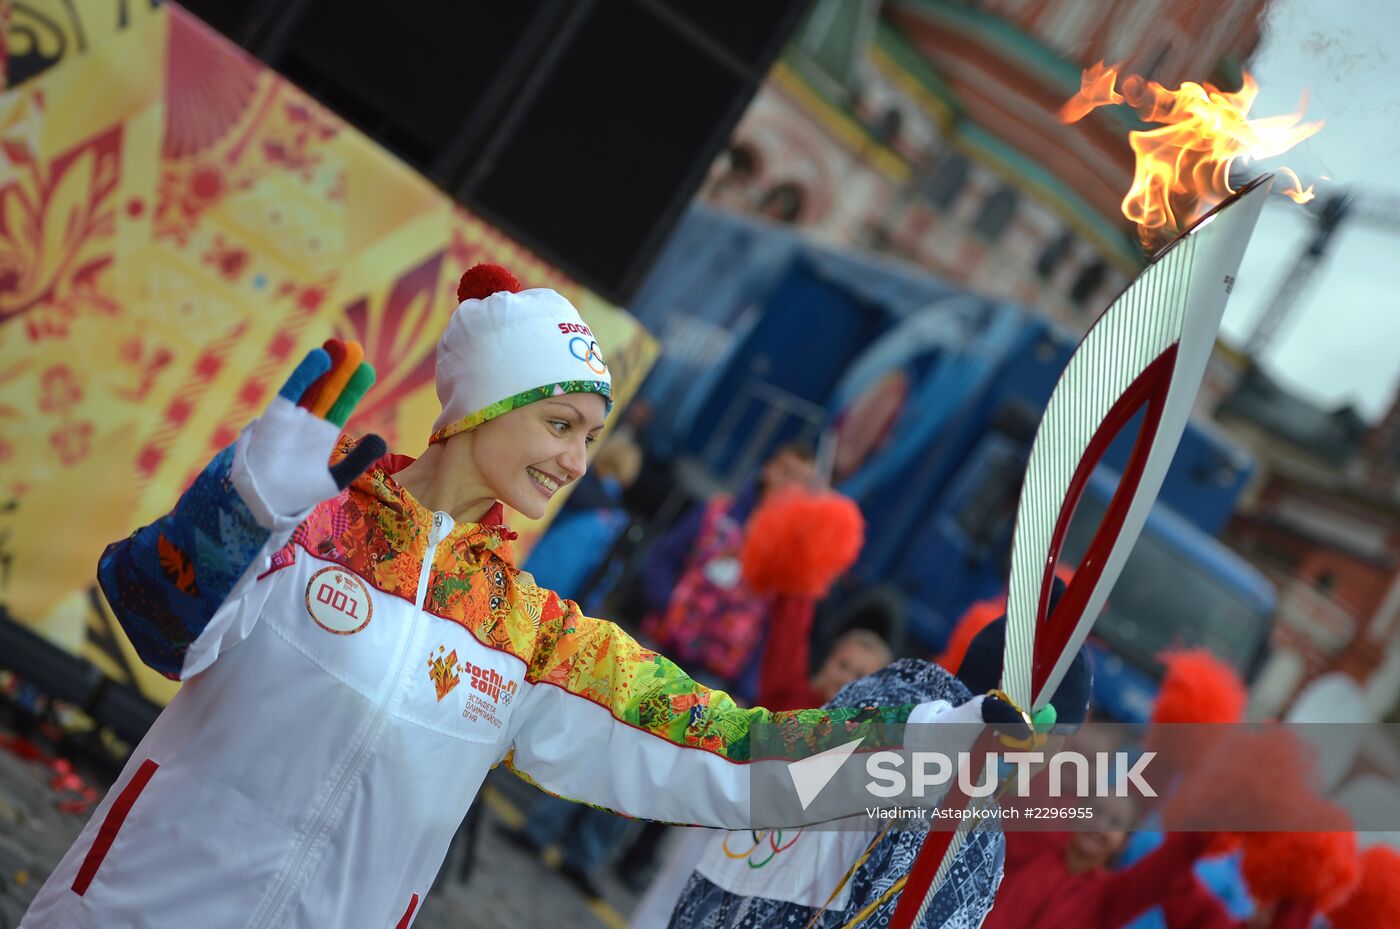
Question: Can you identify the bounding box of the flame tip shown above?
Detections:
[1069,64,1323,248]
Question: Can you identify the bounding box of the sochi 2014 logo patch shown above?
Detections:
[305,566,373,635]
[458,658,520,731]
[464,659,518,706]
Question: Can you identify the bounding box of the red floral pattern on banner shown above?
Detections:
[336,251,445,446]
[0,124,121,338]
[0,4,650,708]
[49,420,92,466]
[161,10,261,161]
[154,17,340,245]
[37,364,81,412]
[202,235,250,282]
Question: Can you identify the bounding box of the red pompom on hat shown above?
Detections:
[741,489,864,598]
[1329,846,1400,929]
[457,263,523,302]
[1151,648,1247,725]
[1240,825,1360,912]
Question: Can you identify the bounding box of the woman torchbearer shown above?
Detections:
[21,265,1003,929]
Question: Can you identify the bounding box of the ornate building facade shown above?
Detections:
[700,0,1272,325]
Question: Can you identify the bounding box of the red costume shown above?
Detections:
[982,832,1211,929]
[756,595,823,711]
[745,488,865,711]
[1162,875,1315,929]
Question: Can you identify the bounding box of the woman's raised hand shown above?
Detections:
[234,338,386,528]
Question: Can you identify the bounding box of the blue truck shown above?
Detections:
[622,205,1276,722]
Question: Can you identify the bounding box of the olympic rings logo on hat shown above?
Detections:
[569,336,608,375]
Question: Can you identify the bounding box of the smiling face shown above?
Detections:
[468,393,608,520]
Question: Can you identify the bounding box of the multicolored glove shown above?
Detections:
[232,338,386,530]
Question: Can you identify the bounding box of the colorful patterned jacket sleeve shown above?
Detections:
[97,443,275,681]
[502,583,916,829]
[96,338,381,682]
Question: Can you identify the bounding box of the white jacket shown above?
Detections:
[23,432,929,929]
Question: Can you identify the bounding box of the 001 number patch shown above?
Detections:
[305,566,374,635]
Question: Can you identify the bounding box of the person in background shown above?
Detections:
[982,796,1198,929]
[739,483,877,712]
[760,627,891,711]
[978,791,1354,929]
[1114,649,1252,929]
[612,398,675,527]
[1165,871,1329,929]
[638,441,818,698]
[647,659,987,929]
[627,485,879,921]
[628,629,898,928]
[1155,826,1359,929]
[496,783,636,900]
[981,647,1359,929]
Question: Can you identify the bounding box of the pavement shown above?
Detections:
[0,717,651,929]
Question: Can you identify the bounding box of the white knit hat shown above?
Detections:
[429,264,612,445]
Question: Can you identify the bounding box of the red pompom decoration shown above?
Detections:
[1152,648,1247,725]
[1159,726,1328,840]
[457,263,523,302]
[936,597,1004,673]
[740,489,864,598]
[1329,846,1400,929]
[1240,826,1360,911]
[1147,650,1249,785]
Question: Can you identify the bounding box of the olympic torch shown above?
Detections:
[888,175,1274,928]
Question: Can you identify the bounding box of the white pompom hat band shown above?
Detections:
[429,271,613,445]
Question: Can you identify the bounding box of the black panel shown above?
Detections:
[467,1,748,296]
[277,0,543,168]
[0,613,104,708]
[165,0,811,300]
[650,0,801,67]
[174,0,267,42]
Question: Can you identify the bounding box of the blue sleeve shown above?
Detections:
[97,444,272,680]
[1194,853,1254,919]
[636,503,705,614]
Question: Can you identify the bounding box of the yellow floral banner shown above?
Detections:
[0,4,656,701]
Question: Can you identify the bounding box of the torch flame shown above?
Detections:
[1061,63,1323,248]
[1060,61,1124,123]
[1278,167,1315,204]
